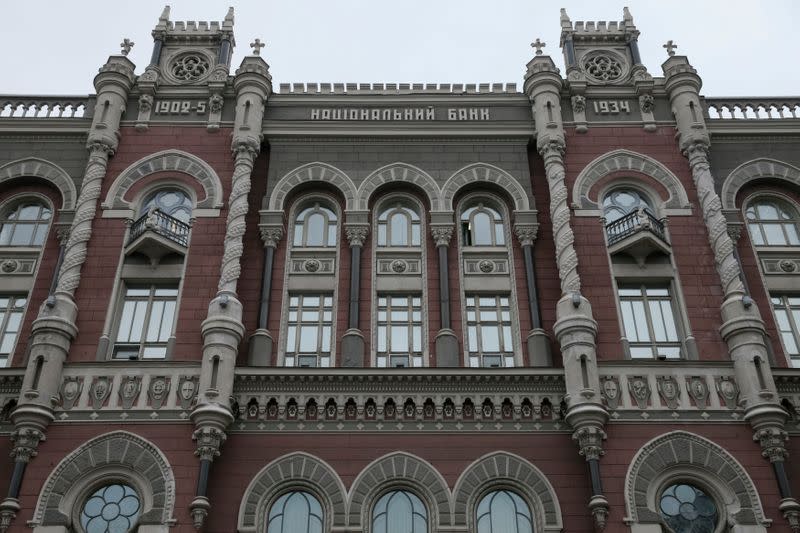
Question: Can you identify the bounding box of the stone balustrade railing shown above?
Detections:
[0,96,93,119]
[704,98,800,120]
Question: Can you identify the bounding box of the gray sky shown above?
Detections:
[2,0,797,96]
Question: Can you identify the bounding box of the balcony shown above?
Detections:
[605,208,669,264]
[125,208,190,265]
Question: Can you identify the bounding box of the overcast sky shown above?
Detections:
[2,0,797,96]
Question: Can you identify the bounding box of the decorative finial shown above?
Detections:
[623,6,633,23]
[120,38,135,56]
[531,38,546,56]
[250,38,265,56]
[663,40,678,57]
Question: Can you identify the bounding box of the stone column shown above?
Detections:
[1,53,135,531]
[341,224,368,367]
[524,51,609,530]
[248,226,282,366]
[663,52,796,527]
[431,224,458,367]
[514,223,552,366]
[190,53,271,529]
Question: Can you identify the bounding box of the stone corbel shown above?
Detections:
[723,209,745,243]
[258,224,283,248]
[344,224,369,247]
[134,67,160,132]
[632,67,656,132]
[206,64,229,132]
[567,70,588,133]
[430,224,454,247]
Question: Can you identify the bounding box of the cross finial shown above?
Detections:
[120,38,135,56]
[663,40,678,57]
[531,38,546,56]
[250,38,266,56]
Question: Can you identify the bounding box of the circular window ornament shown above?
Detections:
[659,483,718,533]
[581,51,628,84]
[168,51,212,83]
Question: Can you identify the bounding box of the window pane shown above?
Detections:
[0,334,15,355]
[286,326,296,353]
[293,224,303,246]
[159,301,176,341]
[472,212,492,245]
[377,224,387,246]
[128,301,148,342]
[391,326,408,351]
[298,326,318,352]
[412,326,421,352]
[468,326,478,351]
[145,301,164,342]
[321,326,331,352]
[390,213,408,245]
[748,223,765,245]
[411,224,420,246]
[757,203,779,219]
[32,225,48,245]
[631,301,650,341]
[494,223,505,245]
[306,213,325,246]
[116,301,136,341]
[10,224,33,245]
[763,224,786,245]
[649,300,667,341]
[620,301,637,341]
[327,225,337,246]
[786,223,800,245]
[378,326,387,352]
[481,326,501,351]
[660,301,679,341]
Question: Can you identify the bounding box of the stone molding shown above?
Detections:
[357,163,442,211]
[721,157,800,210]
[31,431,176,527]
[101,149,224,213]
[441,163,530,211]
[571,148,691,212]
[0,157,77,211]
[268,162,357,211]
[624,430,768,528]
[237,452,347,531]
[348,452,452,529]
[451,451,563,531]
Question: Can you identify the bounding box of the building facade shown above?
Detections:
[0,6,799,533]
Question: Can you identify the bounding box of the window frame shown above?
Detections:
[465,294,515,368]
[283,293,334,368]
[474,488,535,533]
[375,294,424,368]
[0,294,27,367]
[0,194,54,249]
[771,294,800,367]
[744,195,800,247]
[376,201,422,248]
[616,282,683,360]
[292,202,339,248]
[265,489,325,533]
[460,202,506,247]
[110,283,180,361]
[139,187,194,224]
[371,488,429,533]
[649,473,727,533]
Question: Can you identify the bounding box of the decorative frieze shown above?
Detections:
[377,258,421,275]
[463,258,508,275]
[761,258,800,274]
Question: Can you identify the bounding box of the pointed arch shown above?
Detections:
[268,162,357,211]
[348,451,452,529]
[721,158,800,209]
[237,452,347,532]
[357,163,442,210]
[572,149,690,212]
[102,149,224,212]
[452,451,563,532]
[32,431,175,528]
[625,431,768,529]
[0,157,77,210]
[441,163,530,211]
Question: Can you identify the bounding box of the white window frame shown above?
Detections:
[284,294,334,368]
[376,294,424,368]
[617,283,683,359]
[111,284,179,360]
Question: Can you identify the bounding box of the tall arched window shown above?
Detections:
[377,203,421,246]
[267,491,324,533]
[476,490,533,533]
[602,188,653,223]
[79,483,141,533]
[461,204,505,246]
[141,188,192,223]
[745,197,800,246]
[293,204,338,247]
[372,490,427,533]
[0,200,52,246]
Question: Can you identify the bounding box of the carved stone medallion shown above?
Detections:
[601,376,621,410]
[657,375,681,409]
[118,376,142,409]
[60,376,83,410]
[715,376,739,410]
[89,376,112,410]
[148,376,171,410]
[628,375,650,409]
[686,376,709,409]
[176,376,199,409]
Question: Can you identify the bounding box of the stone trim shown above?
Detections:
[101,149,224,213]
[268,162,358,211]
[31,431,175,527]
[624,430,768,528]
[441,163,530,211]
[357,163,442,211]
[237,452,347,531]
[572,149,691,213]
[451,451,563,532]
[348,452,452,529]
[721,158,800,209]
[0,157,77,211]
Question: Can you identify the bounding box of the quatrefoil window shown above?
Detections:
[170,53,211,82]
[582,51,626,83]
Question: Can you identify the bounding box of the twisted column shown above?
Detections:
[218,141,259,295]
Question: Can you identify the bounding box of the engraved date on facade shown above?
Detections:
[592,100,631,114]
[153,101,207,115]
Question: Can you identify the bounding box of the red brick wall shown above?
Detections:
[70,126,234,362]
[0,181,64,366]
[560,127,728,361]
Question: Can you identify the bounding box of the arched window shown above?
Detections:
[267,491,324,533]
[377,203,421,246]
[476,490,533,533]
[0,200,52,246]
[658,483,718,533]
[141,188,192,223]
[461,204,505,246]
[79,483,141,533]
[372,490,427,533]
[602,188,653,223]
[293,204,337,247]
[745,197,800,246]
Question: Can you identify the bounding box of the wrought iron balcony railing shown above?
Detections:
[128,209,190,247]
[605,208,666,246]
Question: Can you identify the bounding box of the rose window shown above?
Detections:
[659,484,718,533]
[582,52,624,82]
[80,484,141,533]
[170,53,210,81]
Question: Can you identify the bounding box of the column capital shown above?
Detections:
[430,224,455,247]
[259,225,284,248]
[344,224,369,247]
[572,425,607,461]
[192,425,227,462]
[10,427,45,463]
[514,223,539,246]
[754,427,789,463]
